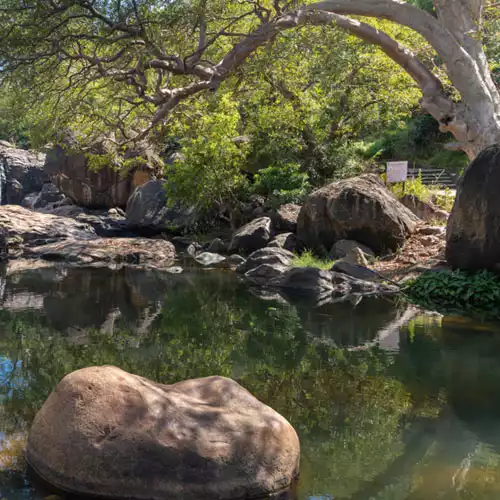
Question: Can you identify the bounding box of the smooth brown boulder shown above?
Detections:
[297,174,419,255]
[27,366,300,500]
[446,144,500,271]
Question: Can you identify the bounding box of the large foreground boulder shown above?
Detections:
[0,144,47,204]
[447,144,500,271]
[45,141,160,209]
[297,174,419,255]
[26,238,176,269]
[126,180,197,234]
[27,366,300,500]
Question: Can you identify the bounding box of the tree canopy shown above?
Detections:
[0,0,499,160]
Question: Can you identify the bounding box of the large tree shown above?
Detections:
[0,0,499,159]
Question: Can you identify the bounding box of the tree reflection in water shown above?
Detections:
[0,264,500,499]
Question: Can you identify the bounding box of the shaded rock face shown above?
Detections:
[268,232,297,252]
[0,205,95,249]
[0,228,7,261]
[400,194,448,222]
[270,204,301,233]
[27,366,300,500]
[0,144,47,205]
[126,180,196,234]
[229,217,273,254]
[26,238,176,269]
[297,175,419,255]
[330,239,375,261]
[45,143,159,209]
[447,145,500,271]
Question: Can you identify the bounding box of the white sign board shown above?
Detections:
[386,161,408,183]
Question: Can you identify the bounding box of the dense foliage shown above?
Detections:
[405,270,500,319]
[1,0,499,209]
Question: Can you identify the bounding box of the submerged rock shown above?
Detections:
[446,144,500,271]
[297,174,419,255]
[26,238,176,269]
[229,217,273,254]
[27,366,300,500]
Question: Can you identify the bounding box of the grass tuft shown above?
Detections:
[292,251,334,270]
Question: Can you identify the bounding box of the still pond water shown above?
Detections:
[1,263,500,499]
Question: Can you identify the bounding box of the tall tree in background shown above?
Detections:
[0,0,499,158]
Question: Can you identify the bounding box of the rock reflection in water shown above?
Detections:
[1,264,500,499]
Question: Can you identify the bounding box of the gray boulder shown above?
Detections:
[446,144,500,270]
[331,261,380,282]
[268,233,297,252]
[330,239,375,261]
[297,174,419,255]
[32,183,68,209]
[270,204,301,233]
[400,194,448,222]
[244,263,288,286]
[206,237,227,254]
[269,267,334,297]
[229,217,273,254]
[126,180,197,234]
[27,366,300,500]
[237,247,295,273]
[0,144,47,205]
[217,254,246,269]
[194,252,226,266]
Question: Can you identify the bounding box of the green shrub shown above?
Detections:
[389,170,431,201]
[404,270,500,319]
[253,162,311,206]
[292,251,334,270]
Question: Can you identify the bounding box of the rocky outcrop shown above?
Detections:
[297,174,419,255]
[400,194,448,222]
[0,144,47,205]
[45,140,160,209]
[35,204,131,237]
[126,180,197,234]
[29,183,68,209]
[0,205,95,249]
[26,238,176,269]
[27,366,300,500]
[447,145,500,271]
[229,217,273,254]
